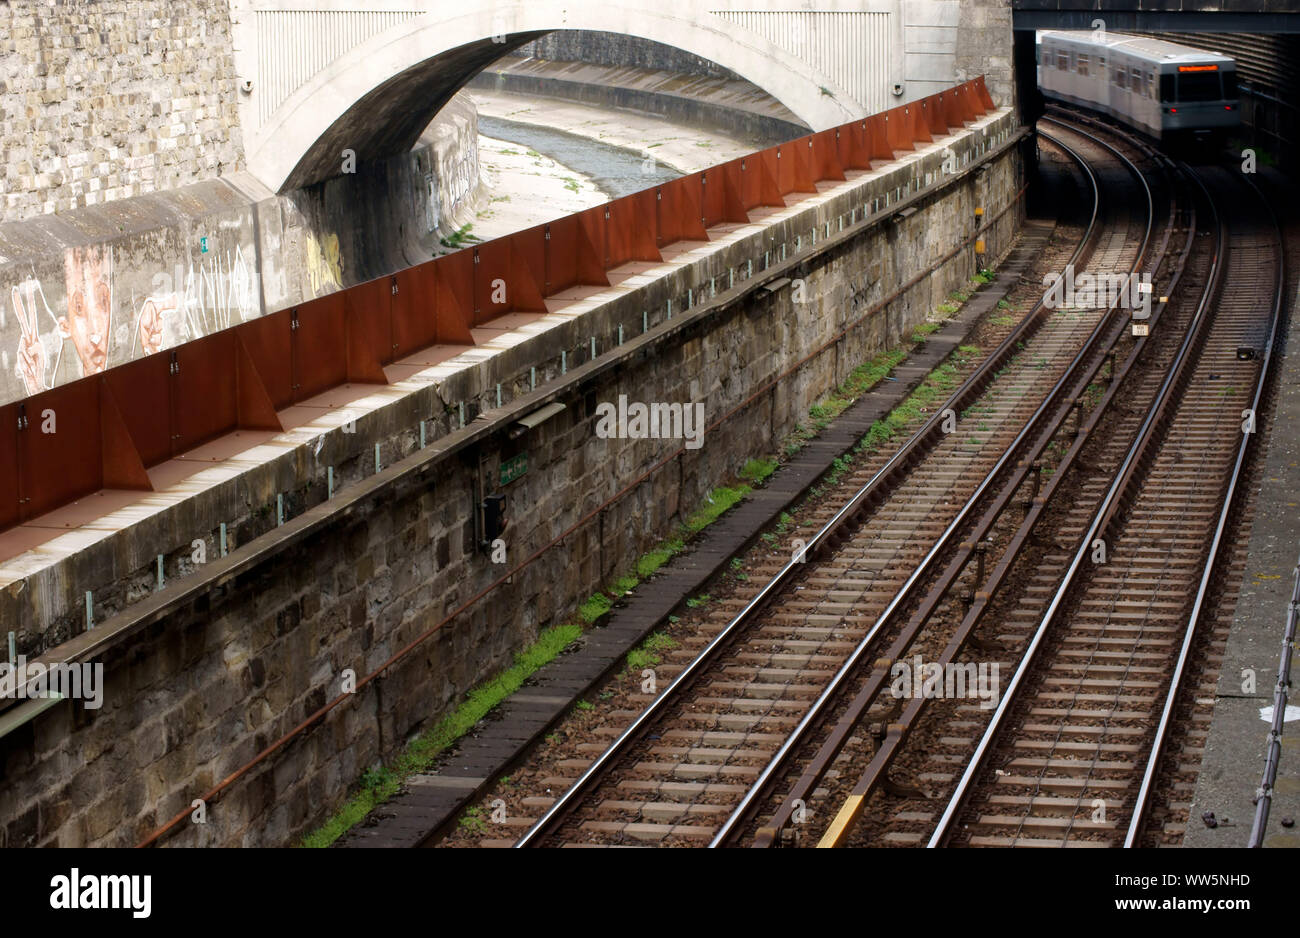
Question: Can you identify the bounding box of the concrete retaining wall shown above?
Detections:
[0,95,482,409]
[518,31,741,81]
[468,58,808,147]
[0,112,1023,847]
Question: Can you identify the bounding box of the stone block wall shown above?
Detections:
[0,0,245,222]
[955,0,1016,109]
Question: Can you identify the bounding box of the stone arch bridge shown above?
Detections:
[230,0,1010,191]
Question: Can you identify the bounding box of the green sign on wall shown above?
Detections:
[499,453,528,486]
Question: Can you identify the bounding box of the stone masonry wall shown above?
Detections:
[0,118,1024,847]
[0,0,245,222]
[955,0,1016,109]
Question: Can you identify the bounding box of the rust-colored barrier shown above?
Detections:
[0,77,997,535]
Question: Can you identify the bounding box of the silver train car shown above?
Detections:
[1038,30,1240,142]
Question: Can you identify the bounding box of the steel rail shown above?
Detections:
[1126,176,1284,847]
[513,134,1100,849]
[810,128,1195,849]
[927,147,1230,849]
[1249,550,1300,847]
[717,124,1154,848]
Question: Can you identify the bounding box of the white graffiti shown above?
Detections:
[135,244,259,354]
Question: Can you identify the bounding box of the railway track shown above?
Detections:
[925,162,1284,848]
[499,119,1171,848]
[796,123,1284,850]
[734,120,1193,848]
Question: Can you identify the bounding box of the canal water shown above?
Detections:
[479,115,682,199]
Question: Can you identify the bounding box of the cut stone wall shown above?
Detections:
[0,0,244,222]
[955,0,1016,109]
[0,113,1024,847]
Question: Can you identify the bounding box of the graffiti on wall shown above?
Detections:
[7,244,115,394]
[305,233,343,297]
[131,245,259,357]
[1,238,261,405]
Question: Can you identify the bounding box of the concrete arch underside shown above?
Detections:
[249,2,864,193]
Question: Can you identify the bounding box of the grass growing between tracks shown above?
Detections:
[301,470,772,847]
[784,272,996,459]
[305,273,1006,847]
[300,621,581,848]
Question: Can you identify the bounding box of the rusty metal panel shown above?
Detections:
[508,227,548,311]
[0,403,20,530]
[19,380,103,518]
[237,309,293,409]
[345,277,392,383]
[702,160,750,227]
[544,214,580,295]
[867,114,894,161]
[172,331,239,454]
[949,84,972,124]
[473,239,513,324]
[571,205,612,286]
[923,96,947,136]
[974,76,995,112]
[906,103,931,146]
[837,121,872,171]
[392,264,438,357]
[103,352,171,466]
[606,191,662,267]
[100,381,151,491]
[810,130,846,182]
[577,204,608,271]
[434,248,475,342]
[656,175,708,246]
[776,141,816,194]
[235,334,283,431]
[293,292,348,402]
[747,151,786,209]
[883,107,913,153]
[938,90,961,131]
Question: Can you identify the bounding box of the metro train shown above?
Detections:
[1038,30,1240,145]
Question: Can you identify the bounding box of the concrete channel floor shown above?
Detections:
[337,221,1057,848]
[1184,190,1300,848]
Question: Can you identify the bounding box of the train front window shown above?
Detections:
[1160,74,1175,103]
[1222,70,1238,99]
[1178,71,1222,102]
